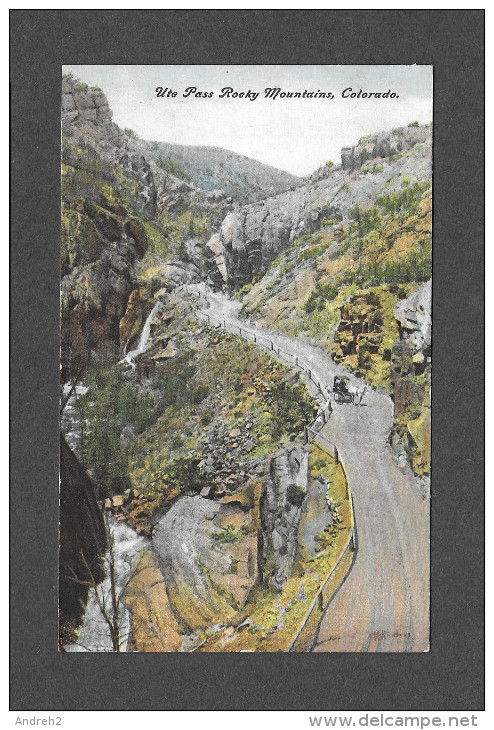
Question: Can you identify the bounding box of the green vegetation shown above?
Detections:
[304,283,339,313]
[408,120,420,127]
[210,524,250,544]
[376,180,430,216]
[124,127,136,138]
[286,483,306,508]
[76,365,157,496]
[361,164,383,175]
[325,160,334,167]
[116,318,318,515]
[156,156,190,180]
[295,237,330,264]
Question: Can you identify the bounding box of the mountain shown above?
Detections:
[61,74,231,379]
[62,74,299,205]
[136,140,301,205]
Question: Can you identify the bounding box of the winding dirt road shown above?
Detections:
[191,284,430,653]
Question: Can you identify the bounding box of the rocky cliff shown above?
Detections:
[61,75,230,379]
[391,280,431,481]
[261,445,310,590]
[59,435,107,642]
[206,125,432,291]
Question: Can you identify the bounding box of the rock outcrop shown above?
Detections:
[206,126,432,291]
[332,291,386,371]
[153,482,261,634]
[341,126,431,170]
[261,445,310,590]
[59,435,107,642]
[391,280,432,481]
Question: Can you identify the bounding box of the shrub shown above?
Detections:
[408,120,420,127]
[211,524,249,544]
[304,282,339,313]
[296,240,330,264]
[124,127,136,138]
[287,483,306,508]
[376,181,430,217]
[156,156,189,180]
[326,160,334,167]
[76,366,157,496]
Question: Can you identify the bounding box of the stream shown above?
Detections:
[65,518,148,652]
[63,301,163,651]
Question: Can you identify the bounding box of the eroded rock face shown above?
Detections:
[207,126,432,291]
[341,126,431,170]
[261,445,310,590]
[62,77,117,142]
[394,279,432,354]
[332,291,385,371]
[391,280,432,481]
[153,487,260,633]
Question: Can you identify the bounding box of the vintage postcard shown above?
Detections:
[59,65,432,653]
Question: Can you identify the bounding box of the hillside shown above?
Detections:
[137,140,301,204]
[227,126,432,479]
[62,73,299,205]
[205,125,431,290]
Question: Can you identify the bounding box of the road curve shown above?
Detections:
[191,284,430,653]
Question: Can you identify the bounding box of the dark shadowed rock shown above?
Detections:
[59,435,107,641]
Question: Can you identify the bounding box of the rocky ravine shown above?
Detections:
[60,77,431,652]
[206,126,432,290]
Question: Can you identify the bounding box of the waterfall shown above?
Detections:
[121,299,162,367]
[65,518,148,652]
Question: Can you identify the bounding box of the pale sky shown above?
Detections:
[63,65,432,177]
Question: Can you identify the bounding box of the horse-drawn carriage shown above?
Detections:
[332,376,355,404]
